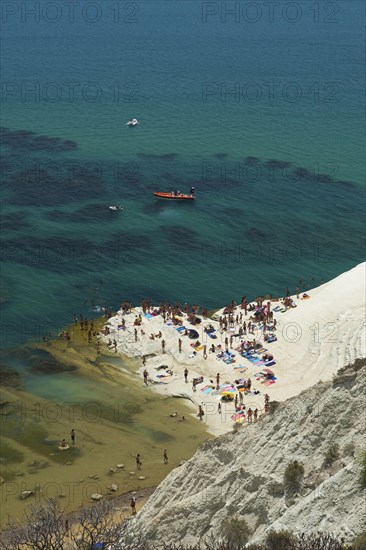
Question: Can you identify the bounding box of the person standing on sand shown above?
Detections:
[162,339,166,353]
[70,429,75,445]
[264,393,270,405]
[254,409,258,422]
[216,373,220,387]
[247,408,253,423]
[142,355,146,366]
[198,406,204,421]
[131,496,136,515]
[218,402,221,414]
[136,454,142,470]
[163,449,168,464]
[296,287,300,299]
[178,338,182,353]
[184,368,189,383]
[134,328,138,342]
[203,345,207,359]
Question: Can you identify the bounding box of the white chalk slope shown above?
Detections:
[130,360,366,547]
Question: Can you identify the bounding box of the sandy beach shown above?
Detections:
[101,262,366,436]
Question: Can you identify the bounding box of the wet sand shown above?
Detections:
[0,329,211,527]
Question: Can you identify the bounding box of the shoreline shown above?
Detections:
[1,262,364,528]
[0,332,210,527]
[100,262,366,437]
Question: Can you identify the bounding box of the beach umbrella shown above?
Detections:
[263,368,274,376]
[221,393,234,402]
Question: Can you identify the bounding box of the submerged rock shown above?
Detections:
[0,367,22,388]
[21,490,34,500]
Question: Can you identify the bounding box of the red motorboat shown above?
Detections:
[153,187,195,200]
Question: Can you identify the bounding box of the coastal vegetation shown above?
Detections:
[359,450,366,489]
[0,498,362,550]
[323,444,340,468]
[283,460,305,496]
[220,516,251,547]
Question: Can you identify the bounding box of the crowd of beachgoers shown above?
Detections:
[82,288,311,434]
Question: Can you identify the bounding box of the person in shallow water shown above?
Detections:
[136,454,142,470]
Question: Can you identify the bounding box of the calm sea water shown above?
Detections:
[1,0,365,353]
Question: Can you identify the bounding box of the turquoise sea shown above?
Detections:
[1,0,365,354]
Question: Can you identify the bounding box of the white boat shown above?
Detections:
[109,205,123,211]
[126,118,139,127]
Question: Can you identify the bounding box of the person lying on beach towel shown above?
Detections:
[192,376,204,386]
[264,334,277,343]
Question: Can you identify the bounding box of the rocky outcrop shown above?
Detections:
[129,361,366,547]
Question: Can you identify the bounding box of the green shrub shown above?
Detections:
[220,516,251,548]
[265,530,296,550]
[359,451,366,488]
[352,531,366,549]
[297,532,348,549]
[284,460,305,496]
[323,444,340,468]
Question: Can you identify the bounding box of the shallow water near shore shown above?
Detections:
[0,339,210,526]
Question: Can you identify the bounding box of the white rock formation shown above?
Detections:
[129,360,366,547]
